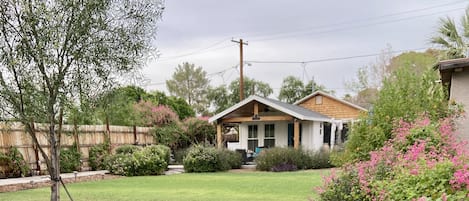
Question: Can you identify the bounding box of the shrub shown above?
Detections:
[174,148,188,164]
[310,150,334,169]
[317,117,469,201]
[183,145,220,173]
[343,66,452,162]
[60,144,81,173]
[106,146,168,176]
[255,147,311,171]
[217,149,242,170]
[115,144,141,155]
[145,145,171,165]
[89,143,110,171]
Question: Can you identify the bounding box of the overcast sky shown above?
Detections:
[141,0,468,98]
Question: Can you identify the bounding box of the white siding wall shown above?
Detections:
[312,121,324,151]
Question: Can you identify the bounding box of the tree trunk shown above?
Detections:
[49,123,60,201]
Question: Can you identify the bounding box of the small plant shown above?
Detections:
[89,142,110,171]
[115,144,141,155]
[60,144,81,173]
[255,147,309,171]
[7,146,30,177]
[173,148,188,164]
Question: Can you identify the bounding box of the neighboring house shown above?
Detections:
[438,58,469,141]
[208,91,367,152]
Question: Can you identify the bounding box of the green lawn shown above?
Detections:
[0,169,328,201]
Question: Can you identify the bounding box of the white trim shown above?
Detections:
[293,90,368,112]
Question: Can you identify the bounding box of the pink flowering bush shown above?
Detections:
[133,101,179,126]
[317,116,469,201]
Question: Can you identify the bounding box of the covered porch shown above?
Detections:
[209,95,332,152]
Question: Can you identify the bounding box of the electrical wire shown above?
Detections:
[246,47,429,64]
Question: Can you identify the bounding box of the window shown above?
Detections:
[264,124,275,148]
[316,95,323,105]
[247,125,258,152]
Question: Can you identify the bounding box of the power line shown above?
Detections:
[243,0,467,41]
[246,47,429,64]
[157,38,233,61]
[250,7,466,42]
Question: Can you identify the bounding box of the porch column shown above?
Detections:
[294,119,300,149]
[330,122,336,150]
[216,123,223,149]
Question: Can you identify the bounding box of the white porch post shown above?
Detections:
[330,121,336,150]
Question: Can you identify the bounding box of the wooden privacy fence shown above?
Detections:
[0,122,154,174]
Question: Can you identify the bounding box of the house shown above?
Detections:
[438,58,469,141]
[208,91,367,152]
[294,91,368,147]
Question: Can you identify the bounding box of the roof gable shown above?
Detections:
[294,91,367,112]
[208,95,331,123]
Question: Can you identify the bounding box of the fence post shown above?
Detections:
[133,125,137,145]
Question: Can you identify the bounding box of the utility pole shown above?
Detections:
[232,38,248,101]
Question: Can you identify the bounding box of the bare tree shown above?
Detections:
[0,0,164,200]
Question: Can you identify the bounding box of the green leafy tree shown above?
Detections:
[207,77,273,113]
[431,7,469,59]
[228,77,273,104]
[343,65,450,162]
[0,1,164,200]
[166,62,210,114]
[206,85,231,114]
[146,91,195,120]
[94,86,147,126]
[278,76,333,103]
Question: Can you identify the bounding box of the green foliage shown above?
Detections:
[166,62,210,114]
[217,149,242,170]
[318,170,369,201]
[183,146,242,172]
[152,122,186,150]
[373,161,461,201]
[152,117,216,150]
[183,145,220,173]
[115,145,142,155]
[431,7,469,59]
[60,145,82,173]
[255,147,333,172]
[106,146,168,176]
[278,76,333,104]
[89,142,110,171]
[7,147,30,177]
[0,147,30,178]
[173,148,189,164]
[146,91,195,120]
[145,145,171,165]
[344,65,449,162]
[183,117,216,144]
[207,77,273,113]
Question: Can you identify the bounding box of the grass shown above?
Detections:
[0,169,328,201]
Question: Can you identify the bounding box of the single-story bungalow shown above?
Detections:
[208,91,367,152]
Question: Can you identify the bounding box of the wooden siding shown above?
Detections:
[298,95,363,119]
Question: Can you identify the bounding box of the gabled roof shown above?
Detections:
[294,90,368,112]
[208,95,331,123]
